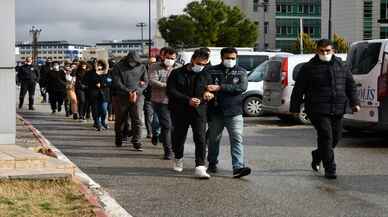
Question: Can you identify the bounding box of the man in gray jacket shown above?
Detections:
[112,51,148,150]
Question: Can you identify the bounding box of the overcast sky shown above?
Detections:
[16,0,193,45]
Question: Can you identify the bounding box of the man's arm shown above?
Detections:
[137,64,149,93]
[112,65,132,94]
[345,66,360,107]
[290,65,308,113]
[149,65,166,88]
[166,70,190,104]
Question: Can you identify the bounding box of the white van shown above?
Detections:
[262,53,347,124]
[343,39,388,132]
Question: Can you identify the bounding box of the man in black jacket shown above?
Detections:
[290,39,360,179]
[17,57,40,110]
[39,57,53,103]
[167,49,214,179]
[112,51,148,150]
[206,47,251,178]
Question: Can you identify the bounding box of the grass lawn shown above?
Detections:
[0,179,96,217]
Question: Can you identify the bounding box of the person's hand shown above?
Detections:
[207,85,221,92]
[203,91,214,101]
[352,105,361,113]
[139,81,145,87]
[129,91,138,103]
[96,83,101,88]
[189,98,201,107]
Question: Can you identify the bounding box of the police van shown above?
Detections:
[343,39,388,132]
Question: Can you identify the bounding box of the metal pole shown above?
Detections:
[300,17,303,54]
[263,3,266,50]
[29,26,42,65]
[149,0,152,58]
[328,0,332,40]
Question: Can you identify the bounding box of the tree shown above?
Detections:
[333,33,349,53]
[292,33,317,54]
[158,0,258,49]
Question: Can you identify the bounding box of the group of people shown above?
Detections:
[16,39,361,180]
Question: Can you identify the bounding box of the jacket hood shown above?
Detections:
[95,59,109,75]
[125,51,142,64]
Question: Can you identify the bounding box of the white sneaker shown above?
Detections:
[194,166,211,179]
[173,158,183,172]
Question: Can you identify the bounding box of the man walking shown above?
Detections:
[39,57,53,103]
[17,57,40,110]
[167,49,214,179]
[206,47,251,178]
[149,47,180,160]
[112,51,148,151]
[290,39,360,179]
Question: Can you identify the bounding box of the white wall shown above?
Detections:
[0,0,16,144]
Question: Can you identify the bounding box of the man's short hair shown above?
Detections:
[221,47,238,57]
[316,39,333,48]
[199,47,211,54]
[192,49,209,61]
[160,47,168,55]
[163,47,177,55]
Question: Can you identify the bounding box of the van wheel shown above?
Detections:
[243,96,263,117]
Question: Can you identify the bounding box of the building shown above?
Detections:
[16,41,90,63]
[0,0,16,144]
[321,0,384,44]
[95,39,152,58]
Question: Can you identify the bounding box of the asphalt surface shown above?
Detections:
[19,100,388,217]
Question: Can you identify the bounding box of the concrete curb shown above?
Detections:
[17,113,132,217]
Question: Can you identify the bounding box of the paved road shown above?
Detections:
[19,101,388,217]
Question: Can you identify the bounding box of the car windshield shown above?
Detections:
[248,61,268,82]
[238,55,268,71]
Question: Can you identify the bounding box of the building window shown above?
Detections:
[363,0,373,40]
[381,0,388,19]
[264,22,269,34]
[276,5,281,12]
[253,0,259,12]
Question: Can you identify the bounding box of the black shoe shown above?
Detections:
[51,110,56,114]
[324,172,337,180]
[151,135,158,146]
[207,164,218,173]
[122,136,128,142]
[146,134,152,139]
[28,106,35,111]
[58,107,62,112]
[66,112,70,117]
[311,150,320,172]
[163,155,172,160]
[18,104,23,109]
[73,113,78,120]
[133,143,143,151]
[115,138,122,147]
[233,167,251,178]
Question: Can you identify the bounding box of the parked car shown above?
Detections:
[242,53,294,117]
[262,53,347,124]
[343,39,388,132]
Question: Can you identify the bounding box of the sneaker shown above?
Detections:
[194,166,211,179]
[207,164,218,173]
[233,167,251,178]
[73,113,78,120]
[173,158,183,172]
[311,150,320,172]
[101,123,109,130]
[28,106,35,111]
[151,135,158,146]
[133,143,143,151]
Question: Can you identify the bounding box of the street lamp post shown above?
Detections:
[136,22,147,55]
[148,0,152,58]
[29,25,42,65]
[328,0,332,40]
[257,1,269,50]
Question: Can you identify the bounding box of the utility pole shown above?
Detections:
[148,0,152,58]
[29,26,42,65]
[328,0,332,40]
[136,22,147,55]
[300,17,304,54]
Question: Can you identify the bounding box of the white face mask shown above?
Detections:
[223,59,236,68]
[164,59,175,67]
[192,64,204,73]
[318,54,333,62]
[53,65,60,71]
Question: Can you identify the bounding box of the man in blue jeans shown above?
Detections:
[206,47,251,178]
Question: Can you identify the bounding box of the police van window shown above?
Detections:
[238,55,268,71]
[292,63,306,81]
[248,61,269,82]
[348,42,381,75]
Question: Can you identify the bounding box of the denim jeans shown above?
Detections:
[152,102,172,157]
[207,114,245,170]
[94,101,108,126]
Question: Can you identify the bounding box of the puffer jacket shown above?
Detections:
[290,55,360,115]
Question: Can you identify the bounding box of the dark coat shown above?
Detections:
[111,52,148,96]
[290,55,360,115]
[166,64,210,117]
[84,70,111,103]
[17,64,40,82]
[206,64,248,117]
[46,70,66,93]
[39,63,52,87]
